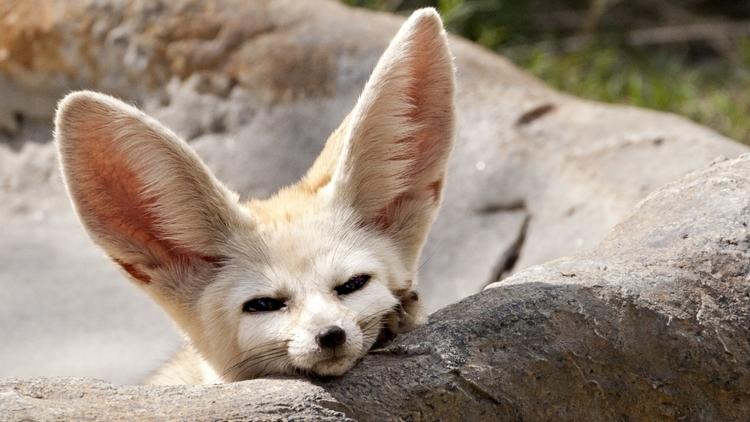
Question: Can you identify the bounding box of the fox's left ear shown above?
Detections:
[329,8,455,269]
[54,91,249,303]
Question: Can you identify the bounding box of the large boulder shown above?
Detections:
[3,153,750,419]
[0,0,746,382]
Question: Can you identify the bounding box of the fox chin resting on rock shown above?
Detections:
[54,8,455,384]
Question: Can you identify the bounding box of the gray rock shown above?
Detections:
[0,0,747,384]
[0,377,351,421]
[3,153,750,420]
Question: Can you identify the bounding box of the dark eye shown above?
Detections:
[335,274,371,296]
[242,297,286,313]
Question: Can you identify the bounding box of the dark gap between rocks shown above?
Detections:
[488,213,530,287]
[476,199,531,287]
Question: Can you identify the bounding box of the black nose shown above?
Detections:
[316,325,347,349]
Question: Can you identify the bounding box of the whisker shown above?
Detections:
[252,234,282,283]
[362,319,387,339]
[222,339,287,367]
[213,339,289,382]
[357,306,391,328]
[223,347,286,377]
[236,350,290,379]
[418,242,441,272]
[224,350,288,382]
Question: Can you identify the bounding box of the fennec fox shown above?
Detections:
[55,8,455,384]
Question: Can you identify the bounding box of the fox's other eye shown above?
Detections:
[335,274,371,296]
[242,297,286,313]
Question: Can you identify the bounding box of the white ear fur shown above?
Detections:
[330,8,455,269]
[55,91,247,287]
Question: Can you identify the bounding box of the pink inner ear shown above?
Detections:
[403,41,452,177]
[114,259,152,284]
[374,48,450,229]
[374,178,443,231]
[73,125,216,282]
[427,178,443,202]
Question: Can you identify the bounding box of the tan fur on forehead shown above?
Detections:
[246,115,348,225]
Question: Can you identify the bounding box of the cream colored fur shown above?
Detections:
[55,8,455,384]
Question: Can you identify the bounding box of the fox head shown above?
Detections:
[55,9,454,381]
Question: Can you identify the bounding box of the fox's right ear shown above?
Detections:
[324,8,455,271]
[55,91,249,294]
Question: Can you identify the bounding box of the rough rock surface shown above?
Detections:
[3,153,750,420]
[0,0,747,383]
[0,377,351,421]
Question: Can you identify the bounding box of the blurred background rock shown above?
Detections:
[345,0,750,144]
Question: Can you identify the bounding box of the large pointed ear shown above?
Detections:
[328,8,455,269]
[55,91,248,293]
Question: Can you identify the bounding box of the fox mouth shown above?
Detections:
[309,352,357,376]
[308,325,396,376]
[316,354,348,366]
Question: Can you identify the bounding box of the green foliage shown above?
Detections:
[510,44,750,143]
[342,0,750,144]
